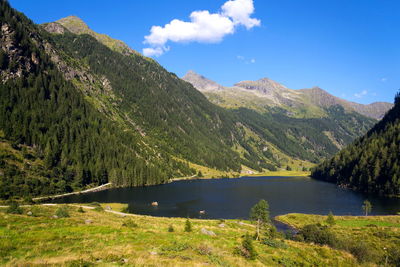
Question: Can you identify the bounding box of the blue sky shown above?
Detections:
[10,0,400,104]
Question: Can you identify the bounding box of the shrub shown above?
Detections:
[235,234,257,260]
[94,206,104,212]
[55,207,70,218]
[6,202,23,214]
[326,211,335,226]
[298,224,337,247]
[387,246,400,266]
[168,225,174,232]
[77,207,85,213]
[184,218,192,232]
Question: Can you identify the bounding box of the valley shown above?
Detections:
[1,0,400,266]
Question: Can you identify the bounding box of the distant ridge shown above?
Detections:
[182,70,393,119]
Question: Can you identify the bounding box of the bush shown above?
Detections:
[326,211,335,226]
[6,202,23,214]
[77,207,85,213]
[55,207,70,218]
[184,218,192,232]
[94,206,104,212]
[235,234,257,260]
[265,224,282,239]
[168,225,174,232]
[297,224,337,247]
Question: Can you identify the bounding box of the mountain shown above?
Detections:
[182,71,392,119]
[43,16,139,56]
[182,70,225,92]
[0,1,390,199]
[0,2,249,199]
[311,92,400,196]
[183,71,386,166]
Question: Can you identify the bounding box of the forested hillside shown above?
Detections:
[311,92,400,196]
[0,1,195,199]
[0,0,388,200]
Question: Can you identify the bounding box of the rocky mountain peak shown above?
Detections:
[56,16,90,35]
[182,70,225,92]
[234,77,289,95]
[42,16,139,57]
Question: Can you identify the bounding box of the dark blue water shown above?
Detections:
[53,176,400,219]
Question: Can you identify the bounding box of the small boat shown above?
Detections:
[199,210,206,214]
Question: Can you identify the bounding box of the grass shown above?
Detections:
[276,213,400,265]
[0,204,360,266]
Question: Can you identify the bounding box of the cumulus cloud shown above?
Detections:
[354,90,368,98]
[142,0,260,57]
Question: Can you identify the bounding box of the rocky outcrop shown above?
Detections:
[0,23,37,82]
[182,70,225,92]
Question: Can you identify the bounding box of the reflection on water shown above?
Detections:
[53,176,400,219]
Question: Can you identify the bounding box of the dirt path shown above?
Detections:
[32,183,112,201]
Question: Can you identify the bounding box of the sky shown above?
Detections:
[10,0,400,104]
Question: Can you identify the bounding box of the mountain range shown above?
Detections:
[0,1,393,198]
[182,70,392,120]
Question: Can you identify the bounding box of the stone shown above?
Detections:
[200,228,216,236]
[150,251,157,255]
[85,219,93,224]
[105,205,112,210]
[218,223,225,228]
[27,211,33,216]
[52,215,58,219]
[151,201,158,206]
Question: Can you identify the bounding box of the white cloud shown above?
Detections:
[237,55,256,64]
[381,77,387,82]
[222,0,261,29]
[143,47,167,57]
[354,90,368,98]
[143,0,260,56]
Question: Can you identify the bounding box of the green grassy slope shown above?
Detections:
[0,204,360,266]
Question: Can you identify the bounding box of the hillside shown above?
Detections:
[0,0,391,200]
[311,92,400,196]
[1,203,399,266]
[183,71,380,165]
[0,1,199,199]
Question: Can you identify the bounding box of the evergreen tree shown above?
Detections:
[249,199,270,240]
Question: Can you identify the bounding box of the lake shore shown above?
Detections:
[32,182,112,202]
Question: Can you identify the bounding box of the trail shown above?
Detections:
[32,183,112,201]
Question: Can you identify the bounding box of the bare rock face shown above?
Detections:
[42,22,65,34]
[182,70,225,92]
[0,23,37,82]
[235,78,289,95]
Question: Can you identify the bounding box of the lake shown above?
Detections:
[53,176,400,219]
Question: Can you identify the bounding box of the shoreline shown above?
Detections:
[32,182,112,202]
[30,172,311,202]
